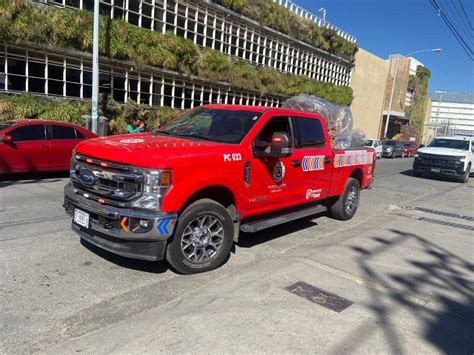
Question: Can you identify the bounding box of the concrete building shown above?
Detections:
[0,0,354,109]
[349,48,389,138]
[426,92,474,140]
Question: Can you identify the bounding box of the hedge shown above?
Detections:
[213,0,358,61]
[0,1,353,106]
[0,93,181,134]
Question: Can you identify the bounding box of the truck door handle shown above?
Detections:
[39,145,49,149]
[324,157,331,164]
[292,160,301,167]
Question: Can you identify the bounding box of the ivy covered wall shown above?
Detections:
[405,66,431,133]
[213,0,358,61]
[0,0,353,106]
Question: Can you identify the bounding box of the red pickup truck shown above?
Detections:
[64,105,375,274]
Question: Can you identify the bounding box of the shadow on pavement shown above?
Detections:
[335,229,474,354]
[80,239,169,274]
[0,171,69,186]
[399,169,463,183]
[237,215,320,248]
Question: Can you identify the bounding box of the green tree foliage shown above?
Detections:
[405,66,431,133]
[0,1,353,106]
[213,0,358,61]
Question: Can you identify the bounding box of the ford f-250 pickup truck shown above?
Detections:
[64,105,376,274]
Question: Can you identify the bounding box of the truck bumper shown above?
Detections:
[413,159,465,177]
[64,183,177,261]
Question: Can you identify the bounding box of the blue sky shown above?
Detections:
[297,0,473,94]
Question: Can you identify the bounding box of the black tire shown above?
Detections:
[329,177,360,221]
[390,152,395,159]
[459,164,471,183]
[166,199,234,274]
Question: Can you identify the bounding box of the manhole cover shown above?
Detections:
[285,281,353,313]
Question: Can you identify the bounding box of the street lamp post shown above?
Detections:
[383,48,442,139]
[434,90,447,136]
[318,8,326,26]
[91,0,100,135]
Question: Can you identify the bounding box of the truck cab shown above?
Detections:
[64,105,375,274]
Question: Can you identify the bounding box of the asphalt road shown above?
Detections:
[1,158,473,354]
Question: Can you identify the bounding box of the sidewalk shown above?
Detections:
[42,185,474,354]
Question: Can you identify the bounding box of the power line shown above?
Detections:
[457,0,473,31]
[440,0,473,44]
[430,0,474,60]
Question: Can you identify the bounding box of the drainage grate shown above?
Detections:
[285,281,353,313]
[414,207,474,222]
[418,217,474,231]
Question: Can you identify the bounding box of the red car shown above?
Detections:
[402,141,419,158]
[0,120,97,174]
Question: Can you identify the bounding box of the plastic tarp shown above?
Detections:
[282,94,367,150]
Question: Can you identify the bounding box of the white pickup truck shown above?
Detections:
[413,136,473,183]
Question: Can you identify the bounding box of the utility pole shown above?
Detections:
[383,49,442,139]
[91,0,100,134]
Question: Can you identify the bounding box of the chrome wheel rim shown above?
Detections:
[345,186,359,214]
[181,215,224,263]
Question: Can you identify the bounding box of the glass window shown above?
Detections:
[9,125,46,141]
[254,116,292,153]
[295,117,325,148]
[66,68,81,83]
[159,108,261,144]
[29,62,45,78]
[48,65,63,80]
[75,129,85,139]
[51,125,77,139]
[48,80,63,95]
[29,78,45,93]
[8,59,25,75]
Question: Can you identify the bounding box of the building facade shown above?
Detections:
[426,92,474,140]
[349,48,389,138]
[0,0,355,111]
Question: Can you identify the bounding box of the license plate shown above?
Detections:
[431,168,440,173]
[74,209,89,228]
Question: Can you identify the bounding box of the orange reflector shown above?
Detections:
[86,158,93,163]
[100,162,108,167]
[161,171,172,186]
[98,198,105,204]
[273,137,282,142]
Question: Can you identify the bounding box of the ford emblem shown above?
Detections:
[79,169,96,187]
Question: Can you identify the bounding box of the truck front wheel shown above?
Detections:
[166,199,234,274]
[329,178,360,221]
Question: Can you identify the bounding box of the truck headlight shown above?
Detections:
[459,156,466,160]
[132,170,172,210]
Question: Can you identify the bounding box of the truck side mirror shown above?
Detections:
[270,132,291,158]
[1,135,13,143]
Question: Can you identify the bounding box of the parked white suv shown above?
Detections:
[413,136,473,183]
[366,139,383,159]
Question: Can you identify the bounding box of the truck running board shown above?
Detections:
[240,205,327,233]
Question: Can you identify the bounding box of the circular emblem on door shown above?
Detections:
[273,162,286,184]
[79,169,96,187]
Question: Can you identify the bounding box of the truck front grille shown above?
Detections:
[71,154,144,204]
[419,154,458,167]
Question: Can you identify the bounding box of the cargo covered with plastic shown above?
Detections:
[282,94,367,150]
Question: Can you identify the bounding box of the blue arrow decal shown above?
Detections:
[157,218,171,235]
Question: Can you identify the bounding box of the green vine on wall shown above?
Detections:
[405,66,431,133]
[213,0,358,61]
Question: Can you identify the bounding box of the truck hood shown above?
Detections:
[418,147,469,157]
[75,133,231,168]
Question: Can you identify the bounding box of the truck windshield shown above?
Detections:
[428,138,469,150]
[157,108,261,143]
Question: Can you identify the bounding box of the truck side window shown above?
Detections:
[254,116,292,153]
[294,117,325,148]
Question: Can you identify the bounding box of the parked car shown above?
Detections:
[413,136,473,183]
[64,104,376,274]
[402,141,419,157]
[0,120,97,174]
[366,139,383,159]
[382,139,404,158]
